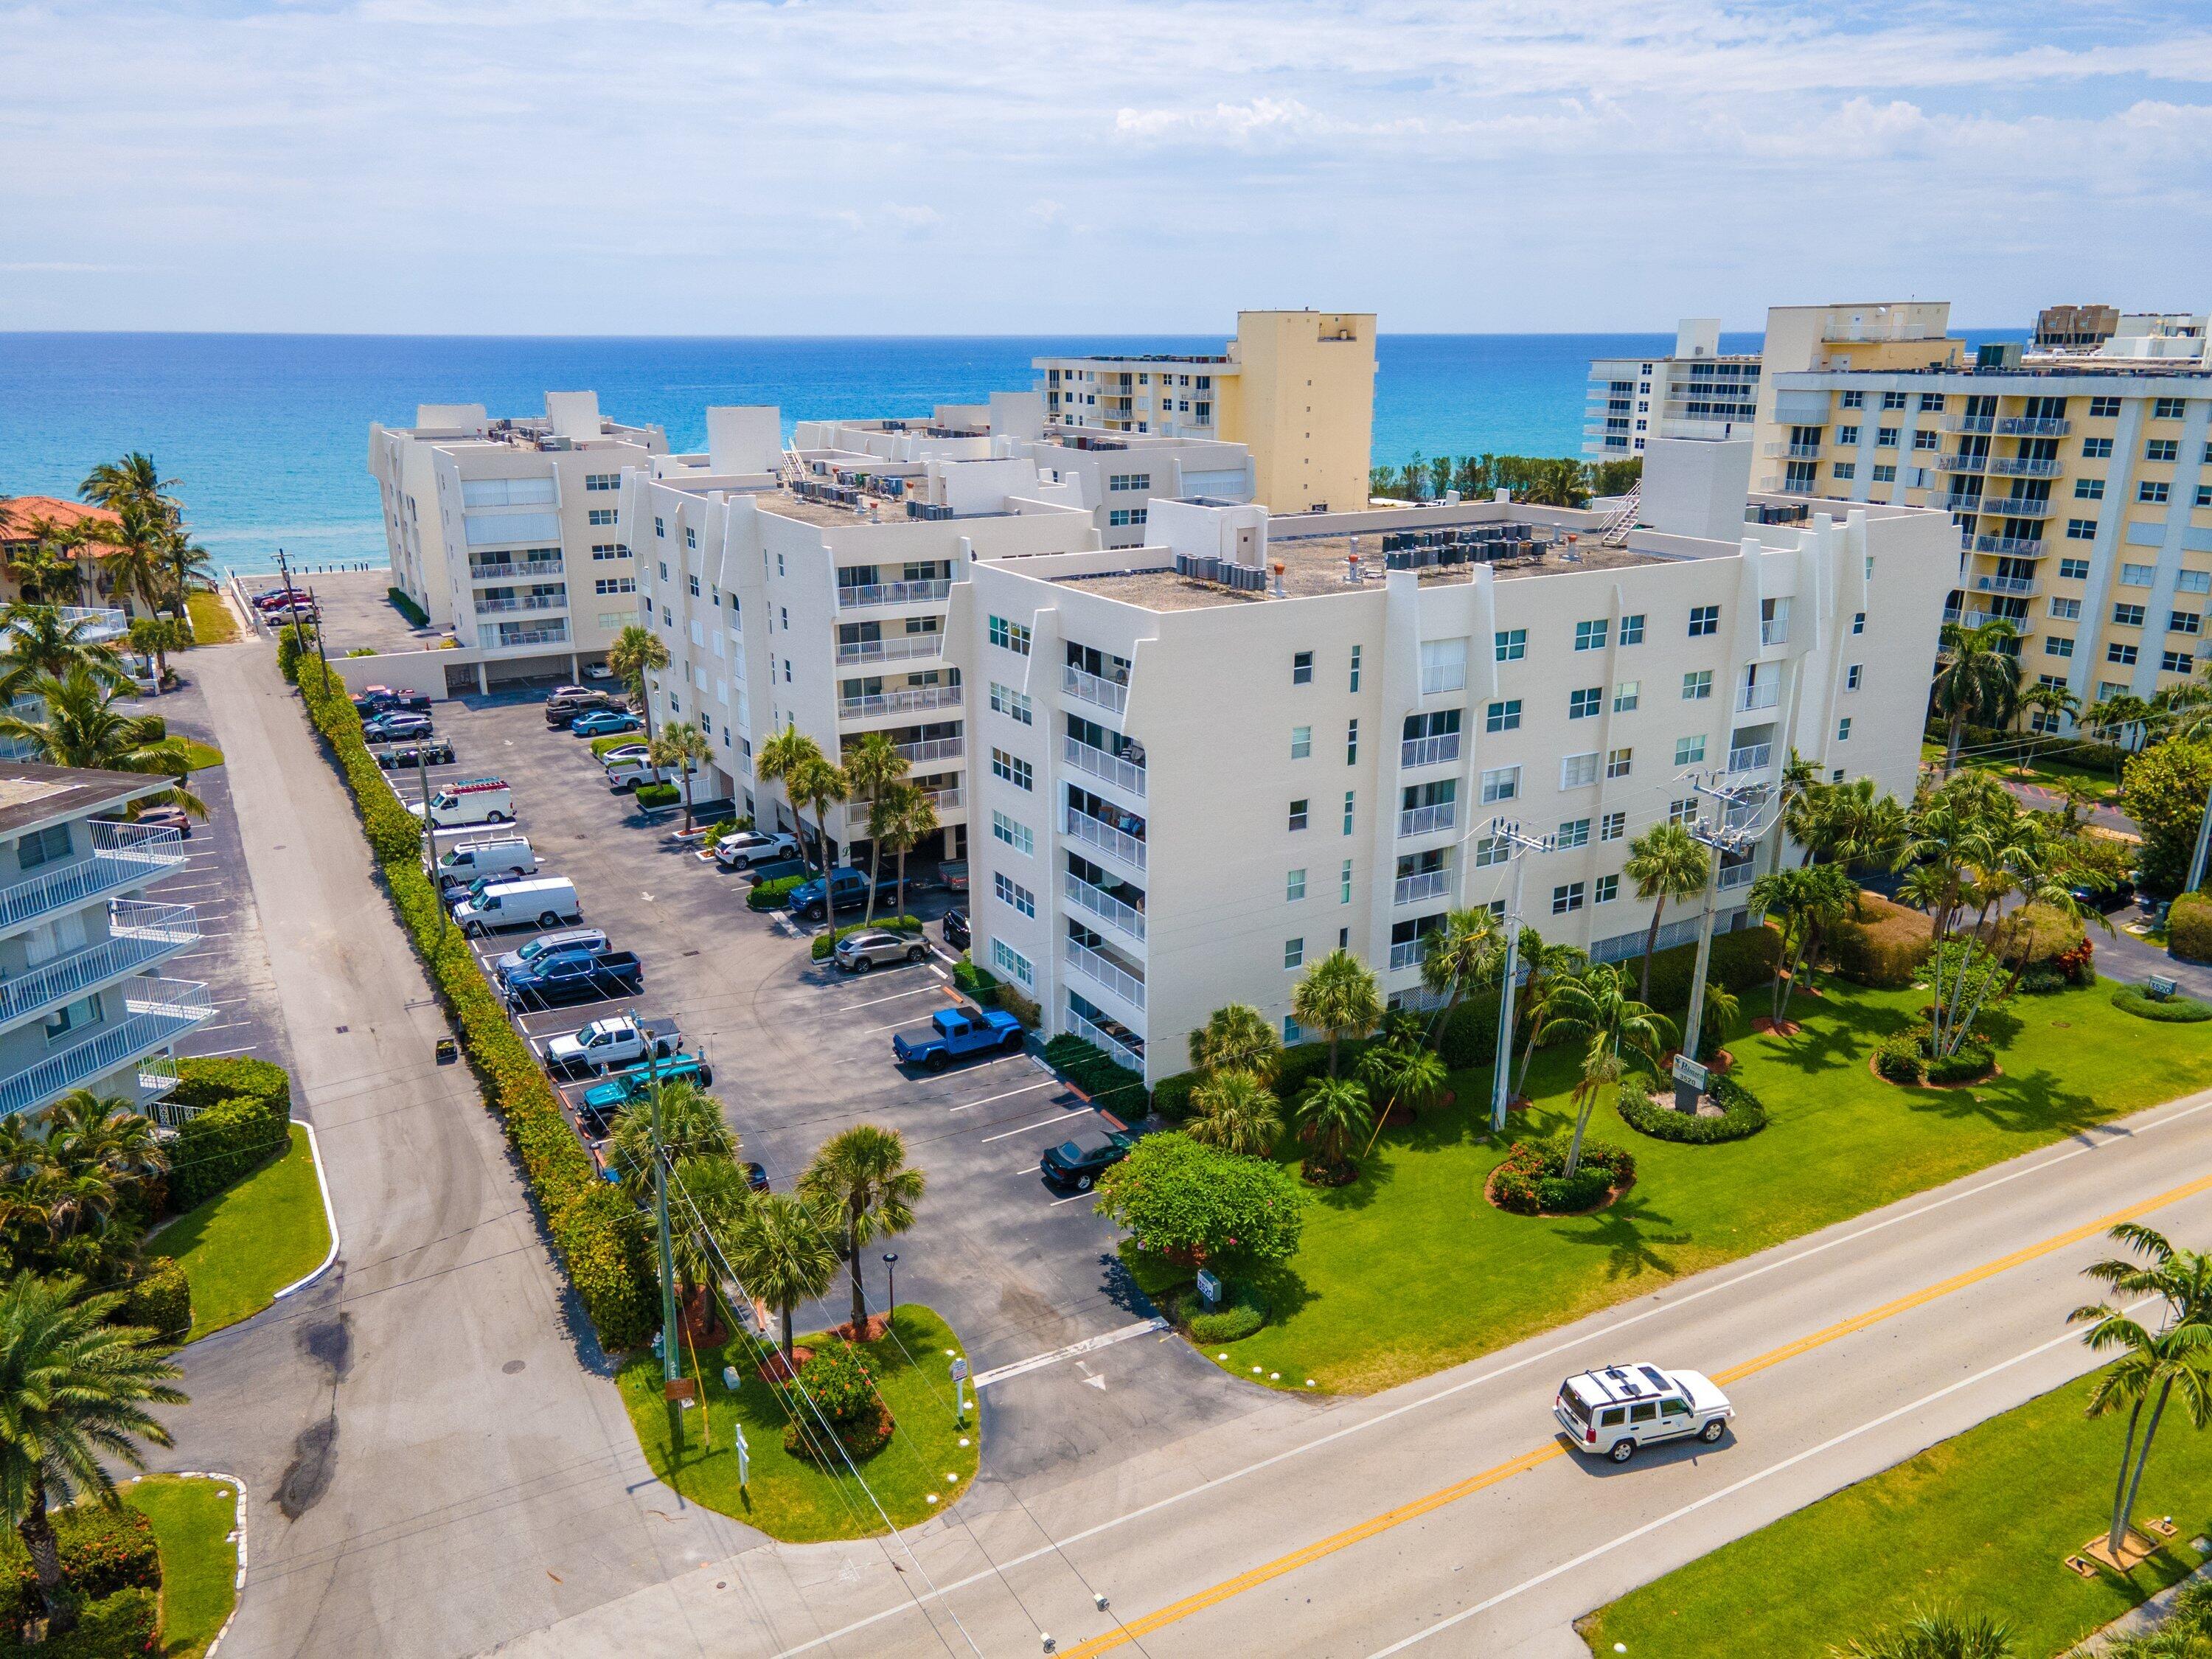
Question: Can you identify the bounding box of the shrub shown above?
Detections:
[115,1259,191,1339]
[168,1094,288,1211]
[1272,1040,1374,1098]
[1150,1071,1197,1122]
[746,874,806,912]
[387,586,429,626]
[1490,1137,1635,1215]
[809,917,925,962]
[795,1340,878,1425]
[1827,892,1934,989]
[2172,892,2212,964]
[2018,964,2068,995]
[1537,1167,1613,1213]
[0,1503,159,1636]
[998,985,1041,1029]
[0,1585,161,1657]
[1439,998,1502,1070]
[1874,1030,1927,1084]
[1177,1279,1269,1344]
[2113,985,2212,1023]
[1041,1034,1147,1115]
[2056,937,2098,987]
[2126,740,2212,897]
[169,1056,290,1119]
[634,782,680,808]
[951,957,1001,1007]
[1615,1072,1768,1144]
[589,733,639,758]
[1093,1133,1306,1268]
[274,626,317,684]
[1997,901,2087,967]
[1924,1040,1996,1086]
[344,646,377,658]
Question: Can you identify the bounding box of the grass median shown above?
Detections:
[150,1123,330,1338]
[128,1476,240,1659]
[184,591,239,647]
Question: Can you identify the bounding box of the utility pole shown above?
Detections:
[274,549,307,658]
[1680,773,1773,1071]
[1482,818,1548,1135]
[417,740,445,946]
[2187,788,2212,895]
[645,1029,680,1388]
[310,585,327,675]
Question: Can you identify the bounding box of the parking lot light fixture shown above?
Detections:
[883,1252,898,1319]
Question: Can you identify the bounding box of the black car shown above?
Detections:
[2073,880,2138,916]
[942,908,970,950]
[374,738,455,770]
[742,1161,771,1193]
[1040,1125,1135,1192]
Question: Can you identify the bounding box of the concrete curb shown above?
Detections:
[271,1121,339,1301]
[128,1470,248,1656]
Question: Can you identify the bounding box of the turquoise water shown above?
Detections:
[1,330,2013,577]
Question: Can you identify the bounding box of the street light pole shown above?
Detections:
[644,1027,679,1388]
[1484,818,1548,1135]
[883,1253,898,1321]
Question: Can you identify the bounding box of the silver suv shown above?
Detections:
[833,930,931,973]
[1555,1363,1732,1463]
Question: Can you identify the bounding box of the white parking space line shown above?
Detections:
[183,1044,259,1059]
[860,1009,955,1034]
[947,1079,1063,1114]
[1046,1190,1094,1207]
[971,1318,1170,1389]
[981,1107,1096,1144]
[826,984,944,1015]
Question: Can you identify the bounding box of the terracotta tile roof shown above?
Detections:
[0,496,121,549]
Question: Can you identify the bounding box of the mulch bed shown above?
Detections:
[1866,1054,2002,1091]
[1481,1166,1634,1218]
[1750,1018,1803,1037]
[755,1345,815,1383]
[1302,1159,1359,1188]
[830,1313,892,1343]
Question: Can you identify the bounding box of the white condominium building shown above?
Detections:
[1585,319,1763,459]
[369,392,667,686]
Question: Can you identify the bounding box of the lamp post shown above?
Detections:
[883,1253,898,1321]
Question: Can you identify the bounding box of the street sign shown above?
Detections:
[949,1357,969,1383]
[1672,1054,1709,1093]
[1195,1269,1223,1307]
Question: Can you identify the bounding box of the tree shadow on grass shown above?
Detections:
[1250,1263,1315,1324]
[1304,1147,1399,1214]
[1553,1194,1694,1283]
[1904,1065,2109,1141]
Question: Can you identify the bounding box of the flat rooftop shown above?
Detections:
[0,762,162,834]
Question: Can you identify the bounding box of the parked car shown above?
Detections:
[834,929,931,973]
[941,908,970,950]
[408,778,513,828]
[352,685,432,713]
[603,756,677,793]
[545,688,616,728]
[789,868,900,922]
[938,860,969,894]
[493,926,608,984]
[504,950,644,1011]
[597,742,650,769]
[439,835,537,893]
[714,829,801,871]
[2072,880,2138,916]
[893,1006,1024,1071]
[1554,1364,1733,1464]
[576,1054,714,1135]
[583,663,616,681]
[453,875,580,934]
[571,709,641,738]
[375,737,455,770]
[362,712,434,743]
[1039,1125,1135,1192]
[543,1014,681,1079]
[133,805,192,840]
[742,1161,771,1193]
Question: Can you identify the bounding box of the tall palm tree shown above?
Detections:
[1624,823,1708,1002]
[605,1082,736,1211]
[1747,863,1857,1025]
[756,723,827,874]
[2071,1309,2212,1560]
[1356,1041,1447,1147]
[787,753,851,876]
[0,1273,186,1634]
[870,782,937,914]
[2017,680,2079,757]
[83,498,170,622]
[44,1092,168,1200]
[724,1191,841,1363]
[1770,749,1824,877]
[157,529,215,622]
[1419,908,1500,1034]
[1832,1607,2014,1658]
[799,1124,926,1333]
[1535,963,1674,1178]
[1512,932,1590,1104]
[666,1153,754,1337]
[0,667,207,816]
[648,720,712,832]
[605,624,670,745]
[1186,1071,1283,1158]
[2090,692,2160,785]
[77,453,175,520]
[0,605,133,703]
[1188,1003,1281,1082]
[1290,949,1382,1077]
[1294,1077,1374,1177]
[5,529,75,608]
[841,733,908,924]
[1932,618,2021,773]
[1803,778,1908,871]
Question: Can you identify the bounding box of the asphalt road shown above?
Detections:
[490,1080,2212,1658]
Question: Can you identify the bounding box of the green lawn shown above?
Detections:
[183,592,239,647]
[125,1475,239,1659]
[1165,975,2212,1395]
[175,740,223,773]
[150,1124,330,1339]
[618,1305,981,1542]
[1920,738,2126,803]
[1582,1368,2212,1658]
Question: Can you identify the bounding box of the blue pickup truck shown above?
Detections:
[788,867,902,922]
[503,949,642,1011]
[893,1006,1026,1071]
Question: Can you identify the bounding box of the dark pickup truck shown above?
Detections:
[504,950,644,1011]
[789,867,902,922]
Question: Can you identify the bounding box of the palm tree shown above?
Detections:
[126,616,190,687]
[666,1153,753,1338]
[1535,963,1674,1178]
[787,754,852,877]
[841,733,908,924]
[756,723,827,874]
[1356,1041,1447,1150]
[77,453,175,521]
[1511,932,1590,1104]
[44,1092,168,1200]
[82,498,170,622]
[0,1272,186,1634]
[870,782,937,914]
[1418,908,1500,1034]
[2072,1310,2212,1560]
[2017,680,2079,764]
[1697,982,1740,1060]
[0,605,133,704]
[1624,823,1708,1002]
[1290,949,1382,1077]
[0,667,208,816]
[5,530,75,608]
[799,1124,925,1335]
[2088,691,2159,784]
[1294,1077,1374,1178]
[156,529,215,622]
[1188,1004,1281,1082]
[1831,1607,2015,1658]
[648,720,712,832]
[1747,863,1857,1026]
[724,1192,841,1363]
[605,1082,736,1211]
[1186,1071,1283,1158]
[605,624,670,745]
[1932,618,2021,773]
[1803,778,1907,871]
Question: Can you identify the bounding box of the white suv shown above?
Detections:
[1555,1363,1732,1463]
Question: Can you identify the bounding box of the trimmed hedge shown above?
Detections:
[1150,1071,1196,1121]
[1927,1040,1997,1086]
[998,985,1041,1029]
[951,957,1001,1007]
[746,874,807,912]
[810,917,925,963]
[1491,1137,1635,1216]
[2113,985,2212,1023]
[387,586,429,626]
[1176,1279,1269,1344]
[115,1259,192,1340]
[1828,892,1935,989]
[1615,1072,1768,1144]
[2172,892,2212,965]
[0,1504,159,1639]
[169,1094,288,1211]
[293,659,656,1351]
[1041,1034,1147,1114]
[169,1056,290,1119]
[0,1586,159,1658]
[1875,1023,1997,1085]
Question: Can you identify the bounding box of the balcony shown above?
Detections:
[1398,801,1457,838]
[1065,1007,1143,1074]
[838,579,953,610]
[473,594,566,614]
[918,785,964,813]
[837,634,946,667]
[1775,477,1820,496]
[1975,535,2046,556]
[0,901,200,1034]
[1737,681,1781,713]
[1760,620,1789,647]
[1718,862,1757,890]
[0,975,215,1121]
[1999,416,2070,436]
[1935,453,1990,472]
[1062,735,1146,797]
[1988,456,2062,477]
[1064,808,1147,870]
[1063,664,1130,716]
[892,737,964,766]
[1066,939,1145,1010]
[470,557,563,582]
[479,623,570,650]
[1394,869,1449,907]
[1937,495,1989,515]
[1824,319,1929,342]
[1400,733,1461,770]
[838,684,964,721]
[1985,498,2054,520]
[1944,415,1997,434]
[1727,742,1773,774]
[15,608,128,645]
[0,821,187,936]
[1975,574,2039,596]
[1761,442,1823,459]
[1063,872,1146,943]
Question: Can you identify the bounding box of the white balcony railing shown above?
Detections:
[1944,415,1997,434]
[1975,574,2038,595]
[479,624,570,649]
[1062,872,1147,943]
[838,684,964,721]
[12,607,130,645]
[1737,681,1781,712]
[1399,733,1461,770]
[1727,742,1773,774]
[1761,442,1823,459]
[1935,453,1990,472]
[1064,809,1147,870]
[836,634,947,667]
[1983,498,2054,518]
[1062,735,1147,797]
[1760,622,1789,647]
[838,579,953,610]
[1775,477,1819,496]
[1719,861,1757,890]
[1063,664,1129,716]
[470,558,563,582]
[1065,1007,1143,1073]
[0,901,201,1031]
[1988,456,2062,478]
[1398,801,1457,838]
[1394,869,1449,907]
[474,594,566,614]
[1067,940,1146,1009]
[893,737,964,766]
[1975,535,2046,557]
[919,785,964,812]
[1388,939,1427,971]
[1998,416,2070,437]
[0,821,187,936]
[0,976,215,1120]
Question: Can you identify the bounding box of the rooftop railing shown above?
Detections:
[0,822,187,936]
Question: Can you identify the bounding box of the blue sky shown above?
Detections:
[4,0,2209,333]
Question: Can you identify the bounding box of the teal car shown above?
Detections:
[571,709,642,738]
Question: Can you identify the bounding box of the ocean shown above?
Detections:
[0,330,2016,577]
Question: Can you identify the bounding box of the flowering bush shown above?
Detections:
[1489,1138,1635,1216]
[1093,1133,1305,1267]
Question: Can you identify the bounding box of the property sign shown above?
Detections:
[1672,1054,1710,1093]
[949,1357,969,1383]
[2150,975,2180,1001]
[1195,1269,1223,1307]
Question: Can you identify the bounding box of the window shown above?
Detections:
[1614,611,1647,646]
[2101,681,2131,700]
[659,561,669,581]
[1838,425,1861,445]
[1349,644,1363,692]
[2061,557,2093,580]
[1480,766,1520,803]
[1913,431,1938,451]
[1340,860,1353,903]
[588,507,617,526]
[1284,937,1305,970]
[989,615,1032,655]
[1664,797,1696,826]
[2180,612,2207,635]
[1286,867,1307,902]
[2076,479,2106,500]
[2156,397,2187,420]
[995,872,1036,917]
[585,473,619,491]
[1486,699,1521,733]
[1551,882,1585,916]
[1283,1015,1304,1043]
[2050,597,2081,620]
[1882,391,1907,411]
[991,939,1034,987]
[2149,439,2181,463]
[44,994,102,1044]
[1346,720,1359,765]
[1682,670,1713,701]
[685,526,698,549]
[1289,799,1310,831]
[2142,481,2172,504]
[1557,817,1591,849]
[1293,650,1315,685]
[1343,791,1356,835]
[1674,734,1707,765]
[1107,508,1148,527]
[1419,639,1466,692]
[2121,563,2155,586]
[1601,810,1627,841]
[1495,628,1526,663]
[2110,642,2140,666]
[1290,725,1312,760]
[1688,604,1720,638]
[1607,680,1639,714]
[689,574,700,597]
[2115,602,2147,627]
[1835,717,1852,742]
[2165,650,2197,675]
[990,748,1033,790]
[1852,611,1866,635]
[1877,426,1900,448]
[654,515,666,538]
[2082,437,2115,459]
[1575,619,1609,651]
[1919,392,1946,411]
[1106,472,1153,491]
[1474,835,1510,869]
[15,824,69,870]
[989,681,1033,724]
[593,576,636,595]
[991,811,1033,855]
[1832,462,1856,480]
[2045,636,2075,658]
[1841,390,1865,409]
[1872,464,1897,484]
[2183,570,2212,594]
[1561,752,1599,789]
[2090,394,2122,418]
[2199,485,2212,508]
[1607,747,1633,779]
[1568,687,1602,720]
[2067,519,2098,540]
[591,543,627,562]
[1595,874,1621,904]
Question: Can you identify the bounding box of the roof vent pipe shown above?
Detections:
[1271,560,1287,598]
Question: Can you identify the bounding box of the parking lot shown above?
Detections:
[377,688,1269,1477]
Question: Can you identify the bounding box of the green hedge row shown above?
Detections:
[294,660,658,1351]
[386,586,429,626]
[1175,1279,1268,1344]
[114,1259,192,1341]
[169,1095,288,1212]
[1615,1071,1768,1144]
[0,1503,158,1638]
[169,1056,290,1119]
[951,957,1001,1007]
[635,782,680,808]
[1041,1034,1147,1115]
[2112,985,2212,1023]
[746,874,806,912]
[809,917,925,963]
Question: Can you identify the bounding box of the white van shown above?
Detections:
[408,778,514,827]
[453,876,582,935]
[437,837,536,886]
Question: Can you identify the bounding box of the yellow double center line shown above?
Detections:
[1062,1167,2212,1657]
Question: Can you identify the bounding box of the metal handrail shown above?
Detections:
[1063,872,1147,942]
[1975,535,2046,556]
[1394,870,1449,906]
[1988,457,2062,477]
[1064,808,1147,869]
[0,822,186,934]
[838,579,953,609]
[836,634,947,667]
[1065,1009,1143,1073]
[1399,734,1461,770]
[1062,735,1147,797]
[1067,940,1146,1009]
[1998,417,2070,436]
[1063,664,1129,715]
[838,684,965,720]
[469,559,563,581]
[0,902,201,1029]
[1398,802,1457,838]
